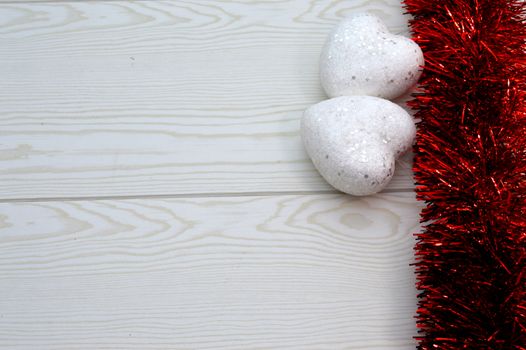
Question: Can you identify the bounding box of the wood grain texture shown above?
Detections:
[0,0,415,200]
[0,192,422,349]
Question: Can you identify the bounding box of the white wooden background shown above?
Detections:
[0,1,422,349]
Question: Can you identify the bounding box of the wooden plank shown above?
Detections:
[0,192,422,349]
[0,0,415,200]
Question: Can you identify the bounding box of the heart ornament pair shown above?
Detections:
[301,13,424,195]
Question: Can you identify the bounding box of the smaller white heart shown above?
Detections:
[320,13,424,100]
[301,96,415,196]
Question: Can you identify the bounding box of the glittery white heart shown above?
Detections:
[301,96,415,196]
[320,13,424,100]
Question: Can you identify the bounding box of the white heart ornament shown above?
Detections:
[301,96,415,196]
[320,13,424,100]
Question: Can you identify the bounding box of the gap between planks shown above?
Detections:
[0,188,416,204]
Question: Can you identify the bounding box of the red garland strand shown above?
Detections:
[403,0,526,348]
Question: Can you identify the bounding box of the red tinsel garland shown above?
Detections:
[403,0,526,348]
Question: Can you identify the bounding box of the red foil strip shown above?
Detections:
[403,0,526,348]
